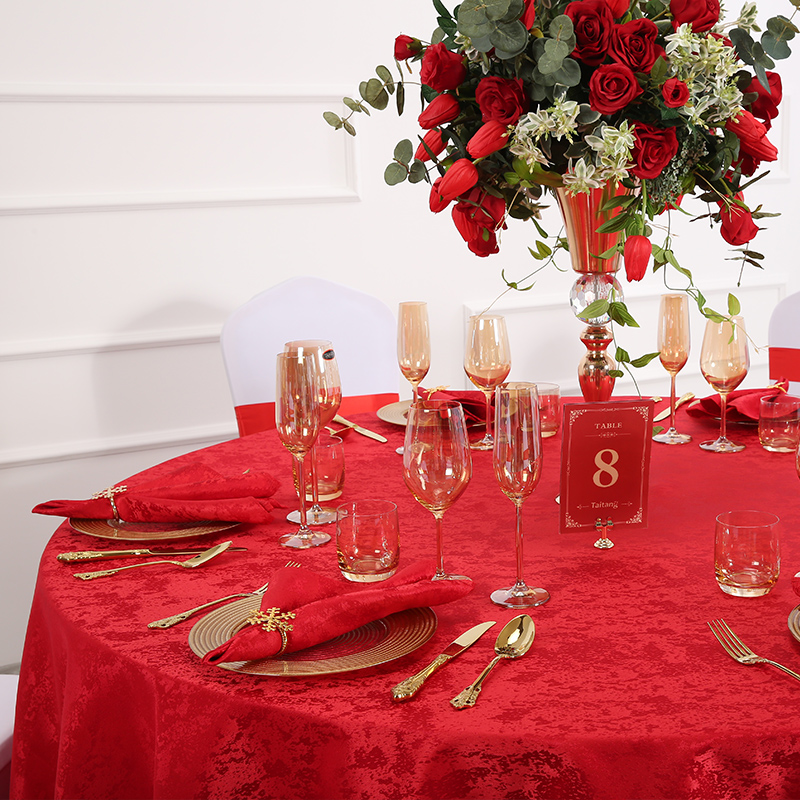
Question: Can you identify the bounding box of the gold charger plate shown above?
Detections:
[376,400,411,427]
[789,605,800,644]
[188,595,437,676]
[69,518,238,542]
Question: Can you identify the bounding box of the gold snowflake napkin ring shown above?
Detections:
[245,607,297,656]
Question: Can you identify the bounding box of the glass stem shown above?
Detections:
[668,372,678,431]
[309,446,320,506]
[514,500,525,586]
[484,390,493,438]
[434,512,445,578]
[296,453,311,533]
[719,392,728,442]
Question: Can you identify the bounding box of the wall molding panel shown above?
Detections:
[0,84,359,215]
[0,324,222,362]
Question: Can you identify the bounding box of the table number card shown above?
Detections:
[559,400,654,534]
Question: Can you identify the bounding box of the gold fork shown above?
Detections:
[147,560,302,629]
[707,619,800,683]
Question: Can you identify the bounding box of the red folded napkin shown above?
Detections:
[203,561,472,664]
[793,571,800,599]
[32,463,281,524]
[418,388,488,424]
[686,383,788,423]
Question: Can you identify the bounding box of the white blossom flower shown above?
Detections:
[563,158,603,194]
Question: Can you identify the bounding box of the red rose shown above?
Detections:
[429,177,450,213]
[746,72,782,129]
[467,121,510,158]
[521,0,536,29]
[718,194,759,245]
[630,122,679,179]
[451,188,506,257]
[589,63,643,115]
[624,235,651,281]
[436,159,479,204]
[475,77,529,125]
[415,129,446,162]
[395,35,421,61]
[418,94,460,129]
[605,0,630,17]
[566,0,615,66]
[420,43,467,92]
[610,19,665,73]
[670,0,720,32]
[662,78,690,108]
[726,109,778,176]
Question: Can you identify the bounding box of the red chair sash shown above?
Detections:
[234,393,399,437]
[769,347,800,382]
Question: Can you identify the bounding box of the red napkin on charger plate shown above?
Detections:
[418,388,488,425]
[686,383,788,423]
[32,463,281,524]
[203,561,472,664]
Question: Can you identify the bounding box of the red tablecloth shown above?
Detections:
[10,404,800,800]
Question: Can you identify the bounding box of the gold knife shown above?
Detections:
[333,414,388,443]
[57,546,247,563]
[391,621,496,701]
[653,392,695,422]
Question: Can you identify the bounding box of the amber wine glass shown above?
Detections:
[653,294,692,445]
[275,352,329,548]
[403,400,472,580]
[464,314,511,450]
[699,316,749,453]
[284,340,342,525]
[397,302,431,401]
[491,383,549,608]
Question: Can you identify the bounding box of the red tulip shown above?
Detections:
[624,235,651,281]
[718,194,759,245]
[435,159,479,204]
[415,129,446,162]
[418,94,460,129]
[467,121,510,158]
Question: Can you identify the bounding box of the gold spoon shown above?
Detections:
[450,614,535,709]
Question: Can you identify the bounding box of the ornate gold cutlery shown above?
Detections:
[58,546,247,563]
[391,621,496,701]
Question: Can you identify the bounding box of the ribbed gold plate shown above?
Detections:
[69,518,238,542]
[189,596,437,676]
[376,400,411,427]
[789,605,800,644]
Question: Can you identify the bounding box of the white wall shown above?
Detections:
[1,1,797,665]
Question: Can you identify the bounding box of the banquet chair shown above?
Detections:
[221,276,400,436]
[0,674,19,800]
[768,291,800,395]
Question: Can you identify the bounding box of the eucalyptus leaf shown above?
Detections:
[396,82,405,115]
[323,111,342,128]
[409,160,428,183]
[730,27,757,64]
[490,21,529,58]
[384,162,408,185]
[762,31,791,59]
[471,33,496,52]
[549,14,574,40]
[457,0,491,28]
[394,139,414,165]
[376,65,394,86]
[484,0,514,23]
[343,98,362,113]
[500,0,525,24]
[343,120,356,136]
[552,58,582,86]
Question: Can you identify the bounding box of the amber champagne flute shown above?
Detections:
[275,352,330,548]
[491,383,549,607]
[699,316,749,453]
[464,314,511,450]
[397,302,431,455]
[653,294,692,445]
[403,400,472,580]
[284,340,342,525]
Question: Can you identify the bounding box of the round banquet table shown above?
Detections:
[10,402,800,800]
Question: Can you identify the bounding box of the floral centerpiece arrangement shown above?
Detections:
[327,0,796,378]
